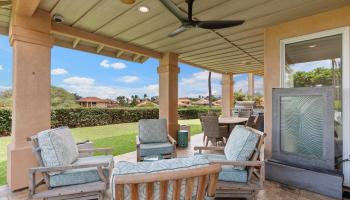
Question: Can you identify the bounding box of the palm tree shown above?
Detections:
[208,71,212,108]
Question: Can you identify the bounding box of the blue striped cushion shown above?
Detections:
[224,125,259,164]
[139,142,174,157]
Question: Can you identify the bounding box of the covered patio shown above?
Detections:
[0,134,339,200]
[1,0,350,199]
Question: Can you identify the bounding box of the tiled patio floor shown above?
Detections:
[0,133,340,200]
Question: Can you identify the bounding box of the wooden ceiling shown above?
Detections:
[1,0,350,75]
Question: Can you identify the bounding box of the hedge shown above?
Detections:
[0,107,221,136]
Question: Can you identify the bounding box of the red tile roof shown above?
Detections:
[77,97,112,103]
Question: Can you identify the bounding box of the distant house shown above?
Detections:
[213,99,222,106]
[77,97,114,108]
[178,98,192,107]
[193,98,209,106]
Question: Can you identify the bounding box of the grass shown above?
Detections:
[0,119,201,186]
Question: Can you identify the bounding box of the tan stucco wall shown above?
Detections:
[264,5,350,158]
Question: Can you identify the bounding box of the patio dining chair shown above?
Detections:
[245,115,256,127]
[136,119,177,161]
[238,110,252,118]
[201,115,227,146]
[28,127,114,200]
[194,125,266,200]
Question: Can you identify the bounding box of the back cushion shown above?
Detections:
[38,127,79,167]
[224,125,259,162]
[139,119,168,143]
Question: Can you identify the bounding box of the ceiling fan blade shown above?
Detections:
[160,0,188,22]
[197,20,244,29]
[168,26,189,37]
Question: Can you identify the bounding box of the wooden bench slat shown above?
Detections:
[131,184,138,200]
[172,179,181,200]
[160,181,168,200]
[146,182,154,200]
[196,175,207,200]
[185,177,194,200]
[116,184,124,200]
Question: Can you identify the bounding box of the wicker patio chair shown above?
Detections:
[201,115,227,146]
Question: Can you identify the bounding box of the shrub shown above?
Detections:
[0,109,11,136]
[178,107,221,119]
[0,107,222,136]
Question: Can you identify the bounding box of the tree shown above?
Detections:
[130,95,140,106]
[293,67,334,87]
[143,93,148,100]
[51,86,80,108]
[208,71,212,108]
[116,96,128,107]
[0,86,80,108]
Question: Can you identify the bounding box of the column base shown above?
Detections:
[7,144,37,191]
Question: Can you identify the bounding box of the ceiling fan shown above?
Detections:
[160,0,244,37]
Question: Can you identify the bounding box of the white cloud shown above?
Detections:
[234,76,264,95]
[0,65,3,71]
[118,75,139,83]
[63,76,95,87]
[100,59,126,70]
[51,68,68,75]
[144,84,159,95]
[0,85,10,91]
[179,70,221,98]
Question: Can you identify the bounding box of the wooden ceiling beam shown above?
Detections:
[116,50,124,58]
[96,44,104,53]
[51,23,162,59]
[72,38,80,48]
[179,59,223,74]
[13,0,40,16]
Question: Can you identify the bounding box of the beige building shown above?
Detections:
[77,97,114,108]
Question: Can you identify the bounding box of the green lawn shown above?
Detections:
[0,119,201,186]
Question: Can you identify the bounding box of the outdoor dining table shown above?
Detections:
[218,117,248,134]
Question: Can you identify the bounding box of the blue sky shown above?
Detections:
[0,35,263,99]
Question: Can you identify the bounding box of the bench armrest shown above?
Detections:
[168,135,177,145]
[29,161,111,174]
[136,136,140,147]
[78,148,113,154]
[210,160,264,167]
[194,146,225,153]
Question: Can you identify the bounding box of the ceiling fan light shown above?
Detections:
[138,6,150,13]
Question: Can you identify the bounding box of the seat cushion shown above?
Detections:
[198,153,248,183]
[139,119,168,143]
[139,142,174,157]
[37,127,79,168]
[112,155,209,200]
[49,155,113,188]
[224,125,259,162]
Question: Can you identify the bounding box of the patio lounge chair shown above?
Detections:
[194,125,266,200]
[136,119,177,161]
[28,127,114,200]
[112,155,221,200]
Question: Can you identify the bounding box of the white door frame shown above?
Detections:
[279,27,350,186]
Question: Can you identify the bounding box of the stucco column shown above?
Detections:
[221,73,234,117]
[248,73,255,96]
[7,10,53,190]
[158,53,179,140]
